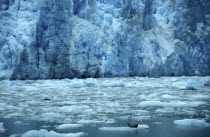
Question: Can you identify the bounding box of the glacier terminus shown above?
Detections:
[0,0,209,79]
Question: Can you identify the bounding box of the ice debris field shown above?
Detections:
[0,76,210,137]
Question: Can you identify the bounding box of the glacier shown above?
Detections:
[0,0,210,79]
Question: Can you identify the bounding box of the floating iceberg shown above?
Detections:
[174,119,210,127]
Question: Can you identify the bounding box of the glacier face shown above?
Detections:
[0,0,210,79]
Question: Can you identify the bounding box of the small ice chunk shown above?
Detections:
[14,121,23,125]
[0,122,6,133]
[101,80,125,87]
[99,124,149,131]
[161,94,176,99]
[83,78,98,87]
[174,119,210,127]
[99,127,137,131]
[56,124,83,130]
[41,125,51,128]
[138,124,149,129]
[22,129,86,137]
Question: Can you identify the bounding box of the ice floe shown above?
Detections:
[174,119,210,127]
[0,122,5,133]
[56,124,83,130]
[22,129,86,137]
[99,124,149,131]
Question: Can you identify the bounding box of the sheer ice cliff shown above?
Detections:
[0,0,209,79]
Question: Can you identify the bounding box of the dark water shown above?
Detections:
[1,118,210,137]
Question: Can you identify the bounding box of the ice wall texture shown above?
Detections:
[0,0,210,79]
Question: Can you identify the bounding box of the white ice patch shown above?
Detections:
[172,79,203,89]
[139,101,205,108]
[22,129,86,137]
[137,124,149,129]
[99,124,149,131]
[187,94,210,99]
[14,121,23,125]
[161,94,177,99]
[0,122,6,133]
[77,120,104,124]
[174,119,210,127]
[82,78,98,87]
[100,80,125,87]
[68,78,98,87]
[56,124,83,130]
[155,108,173,113]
